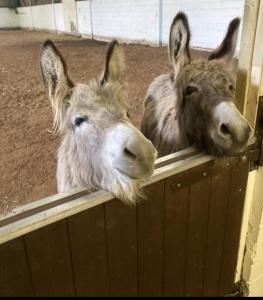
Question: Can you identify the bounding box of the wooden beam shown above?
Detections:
[0,152,215,246]
[235,0,260,113]
[244,0,263,128]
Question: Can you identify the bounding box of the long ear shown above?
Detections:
[100,40,125,85]
[169,12,191,76]
[40,39,73,132]
[209,18,240,63]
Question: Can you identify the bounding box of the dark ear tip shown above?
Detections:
[108,39,119,50]
[106,39,120,57]
[172,11,189,26]
[229,17,241,31]
[41,39,56,51]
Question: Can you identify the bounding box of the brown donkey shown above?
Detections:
[141,12,252,157]
[40,40,157,205]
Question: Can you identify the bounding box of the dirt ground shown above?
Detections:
[0,30,211,214]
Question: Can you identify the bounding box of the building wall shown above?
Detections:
[17,6,33,29]
[162,0,245,51]
[76,0,92,36]
[31,4,55,31]
[16,3,64,32]
[0,8,18,28]
[62,0,78,34]
[90,0,159,44]
[0,0,245,51]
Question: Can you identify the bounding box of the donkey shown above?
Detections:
[141,12,252,157]
[40,39,157,205]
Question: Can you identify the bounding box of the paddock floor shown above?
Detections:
[0,30,212,215]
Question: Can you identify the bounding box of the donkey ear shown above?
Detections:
[169,12,191,75]
[209,18,240,63]
[100,40,125,85]
[40,39,73,98]
[40,40,73,132]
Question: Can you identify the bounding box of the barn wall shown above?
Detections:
[0,1,245,51]
[31,4,55,31]
[16,3,64,32]
[62,0,78,34]
[54,3,65,32]
[17,7,33,29]
[89,0,159,44]
[74,0,244,50]
[0,8,18,28]
[162,0,245,52]
[76,0,92,36]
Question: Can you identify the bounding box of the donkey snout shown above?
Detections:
[219,122,251,144]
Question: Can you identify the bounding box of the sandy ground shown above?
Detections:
[0,30,211,214]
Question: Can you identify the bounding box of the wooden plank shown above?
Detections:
[137,180,165,296]
[243,0,263,127]
[0,237,34,296]
[184,166,211,296]
[163,171,190,296]
[219,162,249,295]
[0,152,214,246]
[104,199,138,296]
[25,220,76,296]
[202,168,232,296]
[67,206,109,296]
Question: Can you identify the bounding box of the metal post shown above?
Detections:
[89,0,94,40]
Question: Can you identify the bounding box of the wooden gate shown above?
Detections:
[0,148,252,296]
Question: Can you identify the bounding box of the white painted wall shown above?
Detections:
[54,3,65,32]
[76,0,92,36]
[1,0,245,52]
[162,0,245,52]
[17,7,33,29]
[32,4,55,31]
[90,0,159,44]
[62,0,78,33]
[16,4,64,32]
[0,8,18,28]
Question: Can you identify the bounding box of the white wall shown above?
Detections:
[162,0,245,52]
[17,7,33,29]
[62,0,78,33]
[16,4,64,32]
[2,0,245,52]
[54,3,65,32]
[76,0,92,36]
[90,0,159,44]
[32,4,55,31]
[0,8,18,28]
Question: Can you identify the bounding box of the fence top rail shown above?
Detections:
[0,147,215,245]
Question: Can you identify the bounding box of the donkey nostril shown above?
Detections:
[124,147,137,160]
[220,123,231,135]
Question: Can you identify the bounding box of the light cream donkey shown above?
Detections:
[40,39,157,205]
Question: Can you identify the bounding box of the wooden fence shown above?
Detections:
[0,148,250,296]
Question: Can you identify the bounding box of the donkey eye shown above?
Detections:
[185,85,198,96]
[74,117,87,127]
[126,112,130,118]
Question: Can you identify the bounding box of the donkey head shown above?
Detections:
[40,40,157,205]
[169,12,252,156]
